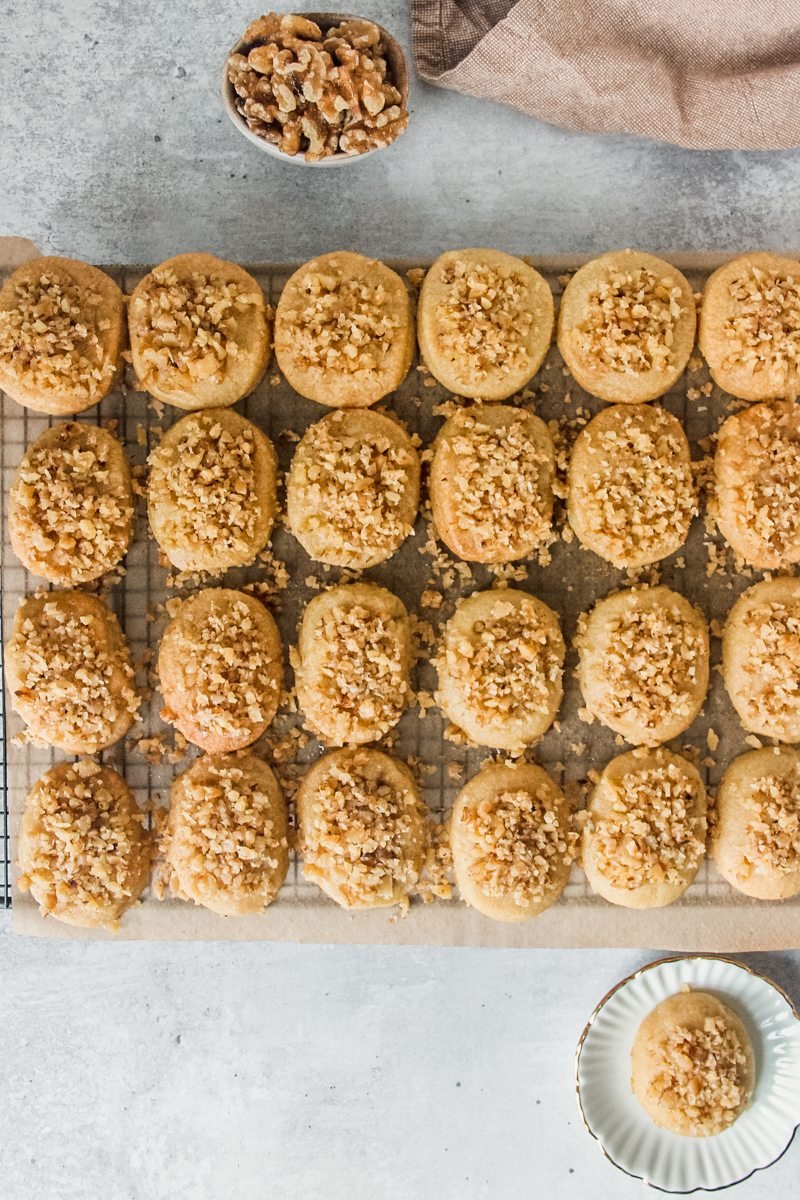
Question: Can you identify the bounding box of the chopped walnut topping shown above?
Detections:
[723,266,800,374]
[460,787,576,907]
[17,760,149,918]
[736,602,800,728]
[11,425,133,583]
[578,267,684,374]
[282,267,401,374]
[646,1016,750,1133]
[227,13,408,161]
[744,768,800,875]
[134,267,261,386]
[436,260,534,379]
[299,752,425,905]
[0,272,115,400]
[591,762,705,889]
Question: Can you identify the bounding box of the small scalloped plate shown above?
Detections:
[575,955,800,1193]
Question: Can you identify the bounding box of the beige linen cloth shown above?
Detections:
[411,0,800,149]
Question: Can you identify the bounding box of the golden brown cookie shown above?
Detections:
[8,421,135,585]
[711,747,800,900]
[631,991,755,1136]
[714,401,800,569]
[129,253,270,410]
[417,249,554,400]
[450,762,576,921]
[567,403,696,568]
[158,588,283,753]
[429,404,555,563]
[164,753,289,915]
[436,587,564,752]
[17,759,150,928]
[582,747,707,908]
[0,256,125,415]
[293,582,411,746]
[699,252,800,401]
[5,590,140,754]
[557,250,696,404]
[274,251,413,407]
[723,578,800,743]
[576,585,709,746]
[147,408,278,572]
[286,408,420,568]
[295,747,427,909]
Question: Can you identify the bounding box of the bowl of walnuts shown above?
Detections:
[222,11,410,165]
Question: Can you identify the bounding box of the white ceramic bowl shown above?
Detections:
[221,12,409,167]
[575,955,800,1193]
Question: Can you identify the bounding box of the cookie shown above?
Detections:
[723,577,800,743]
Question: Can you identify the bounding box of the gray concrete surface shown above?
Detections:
[1,3,800,1199]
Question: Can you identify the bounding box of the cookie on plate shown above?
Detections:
[576,585,709,745]
[286,408,420,568]
[417,249,554,400]
[450,761,576,921]
[699,252,800,401]
[293,582,411,746]
[164,753,289,915]
[295,747,428,909]
[17,759,150,928]
[274,251,413,407]
[5,590,140,754]
[158,588,283,753]
[567,403,696,568]
[711,747,800,900]
[429,404,555,563]
[723,577,800,743]
[631,990,755,1136]
[582,747,707,908]
[9,421,135,585]
[714,400,800,569]
[436,587,564,752]
[147,408,278,572]
[129,253,270,410]
[557,250,696,404]
[0,256,125,415]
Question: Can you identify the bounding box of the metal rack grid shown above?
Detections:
[1,257,795,935]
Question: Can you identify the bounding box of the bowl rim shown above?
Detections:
[220,11,409,167]
[574,953,800,1195]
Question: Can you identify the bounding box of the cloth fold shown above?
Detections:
[411,0,800,150]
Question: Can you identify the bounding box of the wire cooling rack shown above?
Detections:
[3,257,798,943]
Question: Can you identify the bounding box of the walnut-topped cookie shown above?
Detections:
[0,256,125,415]
[129,253,270,410]
[567,403,697,568]
[714,400,800,569]
[417,249,554,400]
[5,590,140,754]
[163,753,289,915]
[17,759,151,929]
[293,582,412,746]
[429,405,555,563]
[576,585,709,746]
[712,747,800,900]
[147,408,278,572]
[723,578,800,743]
[436,588,565,752]
[699,252,800,401]
[157,588,283,753]
[582,747,707,908]
[295,747,428,909]
[274,251,414,407]
[557,250,696,404]
[286,408,420,568]
[9,421,135,585]
[450,762,576,922]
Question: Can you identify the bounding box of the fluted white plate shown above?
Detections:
[575,955,800,1193]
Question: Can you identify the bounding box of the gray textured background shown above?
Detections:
[2,3,800,1198]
